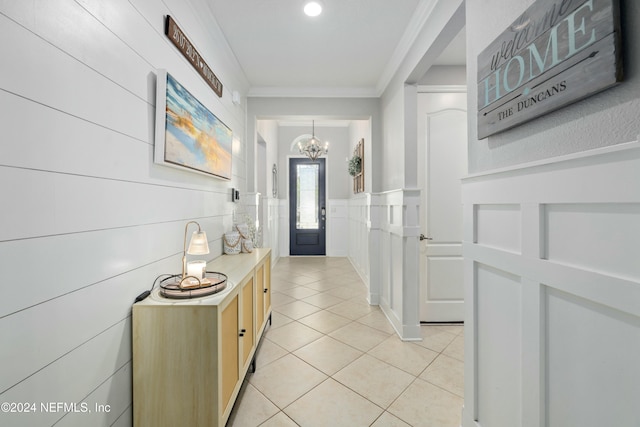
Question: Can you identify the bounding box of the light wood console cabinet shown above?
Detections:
[133,248,272,427]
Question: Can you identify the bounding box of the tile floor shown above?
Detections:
[227,256,464,427]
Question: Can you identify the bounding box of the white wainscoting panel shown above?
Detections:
[476,204,521,253]
[476,264,522,427]
[349,190,421,340]
[544,203,640,281]
[348,193,371,288]
[462,142,640,427]
[278,199,290,257]
[327,199,349,257]
[261,196,280,263]
[545,287,640,427]
[390,232,404,316]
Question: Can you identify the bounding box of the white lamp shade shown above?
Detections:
[187,231,210,255]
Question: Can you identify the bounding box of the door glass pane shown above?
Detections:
[296,164,319,229]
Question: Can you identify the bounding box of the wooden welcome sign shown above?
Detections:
[477,0,622,139]
[165,15,223,97]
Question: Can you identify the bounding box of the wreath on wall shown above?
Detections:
[348,155,362,176]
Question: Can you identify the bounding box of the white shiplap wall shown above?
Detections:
[0,1,248,426]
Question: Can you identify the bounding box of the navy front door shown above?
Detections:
[289,158,326,255]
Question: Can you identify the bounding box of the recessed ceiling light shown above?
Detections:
[304,1,323,17]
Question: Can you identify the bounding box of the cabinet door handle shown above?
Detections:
[264,288,268,293]
[239,328,246,337]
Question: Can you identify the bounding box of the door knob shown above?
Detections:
[420,234,433,241]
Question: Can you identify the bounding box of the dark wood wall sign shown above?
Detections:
[477,0,622,139]
[165,15,223,97]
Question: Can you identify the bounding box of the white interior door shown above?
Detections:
[418,91,467,322]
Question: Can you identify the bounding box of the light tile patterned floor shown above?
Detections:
[227,257,464,427]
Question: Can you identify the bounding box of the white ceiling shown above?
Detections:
[195,0,466,98]
[435,27,466,67]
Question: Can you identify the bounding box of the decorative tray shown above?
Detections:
[159,271,228,299]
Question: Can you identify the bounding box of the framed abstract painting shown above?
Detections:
[154,69,232,180]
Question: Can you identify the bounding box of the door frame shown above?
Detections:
[286,155,328,256]
[417,86,467,323]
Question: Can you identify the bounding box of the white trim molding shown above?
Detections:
[461,141,640,427]
[247,86,379,98]
[417,84,467,93]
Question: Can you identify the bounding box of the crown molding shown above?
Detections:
[417,84,467,93]
[376,0,439,96]
[277,120,350,127]
[247,86,379,98]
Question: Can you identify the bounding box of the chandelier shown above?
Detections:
[297,120,329,161]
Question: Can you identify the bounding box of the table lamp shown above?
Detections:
[181,221,210,287]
